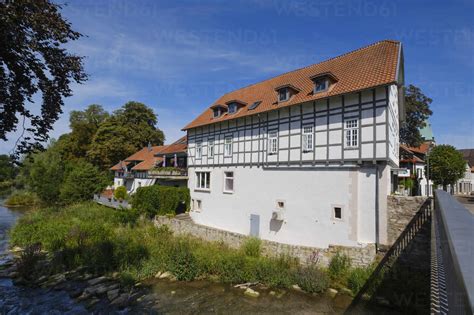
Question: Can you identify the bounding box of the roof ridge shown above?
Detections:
[218,40,400,99]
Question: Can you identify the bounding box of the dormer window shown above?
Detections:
[228,103,237,114]
[314,78,328,93]
[278,88,289,102]
[211,105,227,119]
[310,72,338,95]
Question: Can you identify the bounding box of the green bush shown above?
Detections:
[5,190,41,207]
[241,237,261,258]
[294,265,329,293]
[132,185,190,217]
[348,266,373,295]
[114,186,127,200]
[168,239,199,281]
[328,252,352,281]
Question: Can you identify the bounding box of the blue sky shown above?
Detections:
[2,0,473,154]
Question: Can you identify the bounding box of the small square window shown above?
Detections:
[314,79,328,93]
[196,200,202,211]
[334,207,342,220]
[224,171,234,193]
[277,200,285,210]
[278,88,289,102]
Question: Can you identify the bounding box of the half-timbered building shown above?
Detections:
[183,40,405,248]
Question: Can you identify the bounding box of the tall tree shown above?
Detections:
[0,0,87,157]
[87,102,165,170]
[0,154,17,182]
[427,145,466,191]
[400,85,433,147]
[58,105,109,160]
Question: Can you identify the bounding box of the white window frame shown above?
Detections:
[268,131,278,154]
[314,79,328,93]
[195,171,210,191]
[228,103,237,114]
[345,119,358,148]
[331,205,344,221]
[208,139,215,158]
[278,88,289,102]
[196,141,202,159]
[224,137,233,157]
[223,171,234,193]
[302,126,314,152]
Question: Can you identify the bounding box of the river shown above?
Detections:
[0,202,387,314]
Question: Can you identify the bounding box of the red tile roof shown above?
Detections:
[109,136,187,171]
[407,142,432,154]
[183,40,401,130]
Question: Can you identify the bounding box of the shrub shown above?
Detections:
[5,190,41,207]
[16,243,44,280]
[294,265,329,293]
[132,185,190,217]
[348,266,373,295]
[168,239,199,281]
[255,257,293,287]
[241,237,261,258]
[328,252,352,281]
[114,186,127,201]
[60,160,109,204]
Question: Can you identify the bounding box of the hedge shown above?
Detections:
[132,185,190,217]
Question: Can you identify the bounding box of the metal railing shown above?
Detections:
[93,194,131,209]
[349,197,432,308]
[431,190,474,314]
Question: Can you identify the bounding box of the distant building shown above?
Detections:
[183,40,405,248]
[454,149,474,195]
[110,136,188,193]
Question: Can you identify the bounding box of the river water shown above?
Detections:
[0,202,388,314]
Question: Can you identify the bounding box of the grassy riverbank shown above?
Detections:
[9,202,372,295]
[4,191,41,207]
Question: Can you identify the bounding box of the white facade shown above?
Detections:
[453,164,473,195]
[187,85,402,248]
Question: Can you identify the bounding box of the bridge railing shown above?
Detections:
[431,190,474,314]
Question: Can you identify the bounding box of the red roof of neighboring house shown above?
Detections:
[400,144,424,163]
[407,142,432,154]
[110,136,187,172]
[183,40,401,130]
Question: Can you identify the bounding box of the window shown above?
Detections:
[208,139,215,158]
[278,88,289,102]
[248,101,262,110]
[302,126,314,152]
[268,131,278,154]
[334,207,342,220]
[224,137,233,157]
[228,103,237,114]
[276,200,285,210]
[196,172,210,190]
[196,141,202,159]
[314,79,328,93]
[345,119,358,147]
[213,108,222,118]
[192,199,202,212]
[224,171,234,193]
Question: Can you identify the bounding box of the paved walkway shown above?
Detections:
[455,195,474,214]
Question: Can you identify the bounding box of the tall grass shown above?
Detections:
[5,190,41,207]
[10,202,330,293]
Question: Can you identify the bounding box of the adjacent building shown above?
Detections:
[454,149,474,195]
[110,136,188,193]
[183,40,405,248]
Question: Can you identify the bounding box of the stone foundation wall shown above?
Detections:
[154,216,376,267]
[387,196,427,245]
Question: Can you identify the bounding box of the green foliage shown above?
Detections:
[328,252,352,282]
[0,154,17,182]
[60,160,109,203]
[294,265,330,293]
[1,0,87,157]
[10,201,337,295]
[5,190,41,207]
[168,240,199,281]
[348,266,373,295]
[400,85,433,147]
[114,186,127,200]
[241,237,262,258]
[428,145,466,190]
[132,185,190,217]
[400,178,414,189]
[87,102,165,170]
[28,148,66,204]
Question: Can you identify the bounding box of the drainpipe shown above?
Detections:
[375,163,380,251]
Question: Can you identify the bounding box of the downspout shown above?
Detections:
[375,163,380,251]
